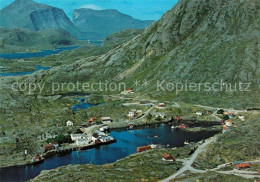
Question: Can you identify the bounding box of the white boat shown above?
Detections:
[150,144,157,149]
[184,140,189,145]
[100,126,109,132]
[171,126,176,129]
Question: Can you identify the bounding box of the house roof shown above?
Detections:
[232,161,243,165]
[92,133,99,138]
[101,117,111,121]
[44,144,53,148]
[162,153,175,160]
[236,163,249,168]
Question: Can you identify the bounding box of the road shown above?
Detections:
[161,136,217,182]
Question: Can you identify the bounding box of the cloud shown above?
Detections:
[79,4,103,10]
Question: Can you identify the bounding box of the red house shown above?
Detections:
[235,163,250,170]
[88,117,97,123]
[175,116,182,121]
[162,153,176,161]
[43,144,54,152]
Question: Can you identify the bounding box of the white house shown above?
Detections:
[195,111,203,116]
[96,131,107,136]
[225,120,233,127]
[101,117,112,124]
[155,112,165,118]
[100,126,109,132]
[67,120,73,126]
[157,103,166,109]
[99,136,113,143]
[127,112,135,118]
[76,138,90,145]
[70,134,87,141]
[238,115,245,121]
[136,110,143,116]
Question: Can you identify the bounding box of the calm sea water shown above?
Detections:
[72,98,97,112]
[0,124,219,182]
[0,46,80,60]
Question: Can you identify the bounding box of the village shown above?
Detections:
[27,87,259,180]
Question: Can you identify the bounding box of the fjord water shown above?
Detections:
[0,124,219,182]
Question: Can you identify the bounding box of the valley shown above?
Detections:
[0,0,259,181]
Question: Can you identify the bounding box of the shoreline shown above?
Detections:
[0,119,220,170]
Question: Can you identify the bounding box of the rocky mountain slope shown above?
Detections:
[73,8,154,40]
[0,27,78,53]
[17,0,260,108]
[0,0,81,38]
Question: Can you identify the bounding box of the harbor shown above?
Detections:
[0,123,219,181]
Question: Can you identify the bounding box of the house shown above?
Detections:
[238,115,245,121]
[222,125,228,133]
[43,144,54,152]
[175,116,182,121]
[96,131,107,136]
[231,161,244,166]
[136,110,143,116]
[70,134,88,141]
[235,163,250,170]
[99,125,109,132]
[225,120,233,127]
[128,122,135,129]
[137,145,152,152]
[138,101,151,106]
[195,111,203,116]
[66,120,73,126]
[52,142,59,149]
[88,117,97,123]
[178,124,187,129]
[207,110,213,114]
[227,113,234,118]
[101,117,112,124]
[162,153,175,161]
[76,138,89,146]
[99,136,113,143]
[127,111,135,118]
[155,112,165,119]
[121,88,135,94]
[157,103,166,109]
[126,88,134,93]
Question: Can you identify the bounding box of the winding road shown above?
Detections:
[161,136,217,182]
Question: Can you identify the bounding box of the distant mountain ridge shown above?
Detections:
[73,8,154,40]
[0,27,78,53]
[0,0,82,38]
[0,0,154,40]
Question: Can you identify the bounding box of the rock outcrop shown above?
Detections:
[0,0,81,38]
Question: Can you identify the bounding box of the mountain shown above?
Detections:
[0,27,78,53]
[73,8,154,40]
[0,0,81,38]
[23,0,259,108]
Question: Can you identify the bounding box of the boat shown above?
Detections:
[171,126,176,129]
[100,126,109,132]
[184,140,189,145]
[150,144,157,149]
[32,154,44,164]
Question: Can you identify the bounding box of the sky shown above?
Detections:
[0,0,178,20]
